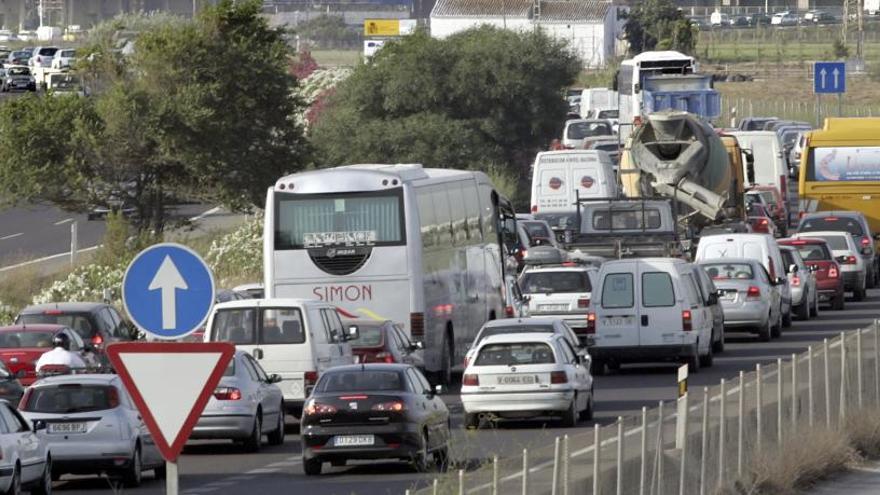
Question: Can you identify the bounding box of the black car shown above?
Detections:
[300,364,450,475]
[15,302,138,365]
[748,13,771,26]
[0,360,24,406]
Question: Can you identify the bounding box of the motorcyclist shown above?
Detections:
[35,333,86,373]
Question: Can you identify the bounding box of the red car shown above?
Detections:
[344,319,423,367]
[746,204,777,236]
[0,324,96,385]
[778,238,845,310]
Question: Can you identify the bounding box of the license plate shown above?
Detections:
[496,374,537,385]
[334,435,374,447]
[538,304,568,312]
[603,317,632,326]
[48,422,87,434]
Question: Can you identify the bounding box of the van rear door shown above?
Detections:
[569,154,607,201]
[636,263,683,347]
[596,268,639,348]
[535,158,569,213]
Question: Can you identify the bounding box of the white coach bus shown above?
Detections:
[264,164,517,384]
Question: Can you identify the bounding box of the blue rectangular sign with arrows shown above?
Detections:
[814,62,846,94]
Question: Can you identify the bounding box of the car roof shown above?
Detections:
[213,298,331,310]
[0,324,67,333]
[20,302,106,314]
[481,318,560,329]
[323,363,412,373]
[795,230,851,238]
[602,257,687,267]
[779,237,830,245]
[522,266,593,273]
[479,333,559,345]
[698,257,760,266]
[30,373,119,387]
[800,211,867,221]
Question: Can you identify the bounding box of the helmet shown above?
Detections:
[52,333,71,351]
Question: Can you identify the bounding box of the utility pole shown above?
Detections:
[857,0,864,60]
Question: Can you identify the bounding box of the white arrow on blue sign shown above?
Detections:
[814,61,846,94]
[123,243,215,340]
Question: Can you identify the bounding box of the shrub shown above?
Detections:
[205,213,263,287]
[32,263,127,307]
[0,302,14,325]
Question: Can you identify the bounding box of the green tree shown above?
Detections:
[0,1,309,233]
[310,27,580,201]
[624,0,697,55]
[296,15,361,49]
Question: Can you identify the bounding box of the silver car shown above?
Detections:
[698,258,782,342]
[190,350,285,451]
[19,374,164,486]
[0,400,51,495]
[779,245,819,320]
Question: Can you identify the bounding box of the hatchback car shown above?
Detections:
[300,364,450,475]
[0,400,52,495]
[19,374,165,486]
[746,203,777,236]
[779,245,819,320]
[345,320,423,367]
[1,65,34,91]
[28,46,58,68]
[793,231,867,301]
[797,211,879,288]
[519,265,597,342]
[698,258,782,342]
[461,333,593,428]
[191,350,285,451]
[0,325,97,385]
[779,238,845,310]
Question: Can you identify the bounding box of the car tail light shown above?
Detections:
[91,334,104,347]
[107,386,120,408]
[823,216,839,221]
[462,373,479,386]
[682,310,692,331]
[410,313,424,339]
[861,236,871,247]
[305,371,319,387]
[550,371,568,384]
[844,255,857,265]
[213,387,242,401]
[43,310,63,315]
[375,352,395,364]
[791,275,801,287]
[531,205,538,213]
[505,305,515,317]
[577,298,590,308]
[799,211,806,219]
[829,266,839,278]
[790,240,807,245]
[746,286,761,300]
[304,401,337,416]
[586,312,596,334]
[338,395,368,400]
[759,219,769,226]
[371,401,406,412]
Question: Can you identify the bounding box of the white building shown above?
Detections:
[430,0,617,68]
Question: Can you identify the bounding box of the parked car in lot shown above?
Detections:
[779,245,819,320]
[50,48,75,69]
[792,231,868,300]
[19,374,165,486]
[0,399,52,495]
[300,364,450,475]
[4,51,28,67]
[590,258,716,373]
[778,238,846,310]
[771,12,799,26]
[190,350,285,451]
[345,319,423,367]
[1,65,35,91]
[461,332,593,428]
[28,46,58,68]
[698,258,782,341]
[0,325,98,385]
[463,318,588,368]
[518,263,597,343]
[796,211,880,288]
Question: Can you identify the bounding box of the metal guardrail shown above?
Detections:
[414,321,880,495]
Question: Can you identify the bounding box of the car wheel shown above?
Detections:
[561,395,578,428]
[243,415,262,453]
[5,464,20,495]
[795,295,810,320]
[267,407,285,446]
[685,352,700,373]
[590,359,606,376]
[758,318,772,342]
[122,446,142,487]
[699,342,713,368]
[30,457,51,495]
[464,413,480,430]
[579,389,594,421]
[433,445,450,472]
[303,457,322,476]
[771,311,782,339]
[868,269,877,289]
[712,325,725,353]
[411,432,430,473]
[855,286,867,301]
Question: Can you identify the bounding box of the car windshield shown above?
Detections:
[21,384,118,414]
[811,235,848,250]
[474,342,556,366]
[477,326,554,345]
[520,271,591,293]
[792,243,832,260]
[0,331,55,348]
[347,326,383,347]
[17,312,94,339]
[317,371,404,392]
[799,217,864,236]
[7,67,28,75]
[567,121,612,140]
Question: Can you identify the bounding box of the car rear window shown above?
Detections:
[38,48,58,56]
[17,313,94,340]
[474,343,555,366]
[793,243,832,261]
[21,384,118,414]
[800,217,864,236]
[601,273,634,308]
[0,331,55,348]
[702,263,755,279]
[211,307,305,345]
[477,326,554,345]
[811,235,848,250]
[522,222,552,241]
[317,371,404,392]
[347,326,383,348]
[520,272,591,294]
[567,121,612,140]
[642,272,675,307]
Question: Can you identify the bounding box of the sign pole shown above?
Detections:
[166,460,179,495]
[838,92,843,117]
[815,94,821,128]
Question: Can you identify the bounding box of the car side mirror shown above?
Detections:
[433,384,446,396]
[346,325,359,341]
[789,264,799,274]
[788,166,798,179]
[775,277,787,285]
[267,373,282,384]
[707,293,719,306]
[31,420,46,432]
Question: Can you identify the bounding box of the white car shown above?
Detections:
[793,231,867,300]
[50,48,75,69]
[771,12,799,25]
[0,400,52,494]
[461,333,593,429]
[28,46,59,69]
[0,30,16,42]
[463,317,587,368]
[562,119,614,149]
[518,264,597,345]
[779,245,819,320]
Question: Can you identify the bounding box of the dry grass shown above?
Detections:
[845,407,880,458]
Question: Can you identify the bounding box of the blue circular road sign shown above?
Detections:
[122,243,215,340]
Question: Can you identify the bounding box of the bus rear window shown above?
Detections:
[808,146,880,182]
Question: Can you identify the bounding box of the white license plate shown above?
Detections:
[334,435,374,447]
[496,374,537,385]
[603,317,632,326]
[538,304,568,312]
[48,422,87,434]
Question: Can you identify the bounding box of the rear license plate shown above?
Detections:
[48,422,87,434]
[496,374,537,385]
[334,435,374,447]
[538,304,568,312]
[603,317,632,326]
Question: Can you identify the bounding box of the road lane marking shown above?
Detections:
[189,206,221,222]
[0,233,22,240]
[53,218,73,225]
[0,245,101,272]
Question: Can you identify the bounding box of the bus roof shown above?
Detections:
[624,51,694,65]
[809,118,880,143]
[273,164,488,194]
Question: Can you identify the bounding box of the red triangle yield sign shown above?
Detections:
[106,342,235,462]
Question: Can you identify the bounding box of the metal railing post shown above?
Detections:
[563,435,570,495]
[492,456,498,495]
[654,401,665,495]
[593,425,601,495]
[791,353,798,432]
[459,469,465,495]
[699,388,709,495]
[874,321,880,406]
[857,329,864,410]
[777,357,783,446]
[718,379,726,490]
[824,338,831,429]
[840,332,847,425]
[737,371,744,478]
[552,437,561,495]
[433,478,439,495]
[617,417,625,495]
[808,346,814,428]
[756,363,763,452]
[522,450,528,495]
[679,396,689,495]
[640,407,648,495]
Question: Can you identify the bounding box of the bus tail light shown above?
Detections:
[462,374,479,386]
[682,310,692,331]
[410,313,424,339]
[586,313,596,334]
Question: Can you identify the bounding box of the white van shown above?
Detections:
[579,88,618,121]
[589,258,716,374]
[530,150,618,230]
[729,131,794,221]
[695,233,792,329]
[205,298,356,417]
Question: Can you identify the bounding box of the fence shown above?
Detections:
[413,321,880,495]
[716,95,880,127]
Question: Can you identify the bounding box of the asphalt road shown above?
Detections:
[47,288,880,495]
